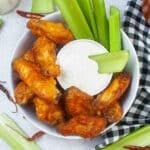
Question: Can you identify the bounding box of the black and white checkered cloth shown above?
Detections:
[96,0,150,149]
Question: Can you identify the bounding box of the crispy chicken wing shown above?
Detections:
[34,97,64,125]
[14,81,34,105]
[27,19,74,45]
[13,58,59,102]
[94,72,131,111]
[102,102,123,124]
[57,115,107,138]
[33,36,60,77]
[62,86,94,118]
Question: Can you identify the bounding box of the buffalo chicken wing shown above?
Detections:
[33,36,60,77]
[63,86,94,118]
[57,115,107,138]
[13,58,59,102]
[94,72,131,112]
[34,97,64,125]
[27,19,74,45]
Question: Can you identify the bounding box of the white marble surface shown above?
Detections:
[0,0,128,150]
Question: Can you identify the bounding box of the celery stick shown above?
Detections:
[97,126,150,150]
[89,50,129,73]
[77,0,98,40]
[93,0,109,50]
[32,0,54,13]
[0,18,4,27]
[0,113,25,135]
[54,0,94,40]
[0,113,40,150]
[109,6,121,52]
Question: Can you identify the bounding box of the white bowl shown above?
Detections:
[9,11,140,139]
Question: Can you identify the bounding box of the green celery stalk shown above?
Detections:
[89,50,129,73]
[0,113,40,150]
[0,18,4,27]
[32,0,54,13]
[93,0,109,50]
[77,0,98,40]
[109,6,121,52]
[97,126,150,150]
[54,0,94,40]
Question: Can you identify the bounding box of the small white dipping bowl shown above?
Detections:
[8,11,140,139]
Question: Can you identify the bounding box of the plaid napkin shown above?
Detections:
[96,0,150,149]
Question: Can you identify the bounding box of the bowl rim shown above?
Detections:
[8,11,140,140]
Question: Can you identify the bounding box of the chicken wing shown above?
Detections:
[57,115,107,138]
[33,36,60,77]
[13,58,59,102]
[63,86,94,118]
[14,81,34,105]
[27,19,74,45]
[102,102,123,124]
[34,97,64,125]
[94,72,131,111]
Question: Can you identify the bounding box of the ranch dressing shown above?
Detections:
[57,39,112,96]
